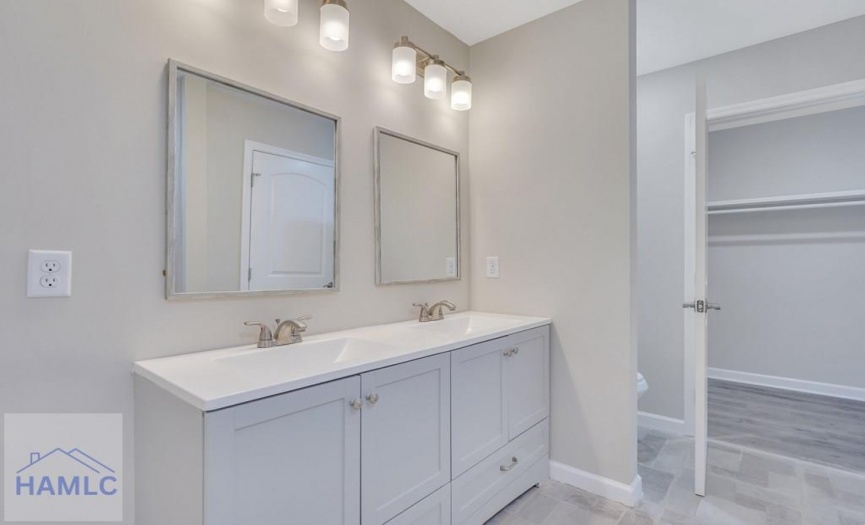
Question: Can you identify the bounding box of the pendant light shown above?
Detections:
[392,37,417,84]
[264,0,299,27]
[424,58,447,100]
[451,74,472,111]
[320,0,350,52]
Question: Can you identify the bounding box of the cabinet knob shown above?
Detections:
[350,398,363,410]
[366,393,379,405]
[500,456,519,472]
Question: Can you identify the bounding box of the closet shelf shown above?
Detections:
[707,190,865,215]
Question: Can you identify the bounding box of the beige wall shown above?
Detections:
[469,0,638,485]
[0,0,469,521]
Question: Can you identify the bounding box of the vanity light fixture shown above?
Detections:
[264,0,299,27]
[391,36,472,111]
[320,0,350,52]
[263,0,349,52]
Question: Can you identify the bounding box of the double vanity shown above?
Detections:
[134,311,550,525]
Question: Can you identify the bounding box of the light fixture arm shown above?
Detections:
[396,36,467,78]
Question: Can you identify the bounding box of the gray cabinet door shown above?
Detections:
[451,339,508,477]
[505,328,550,439]
[204,376,361,525]
[361,353,451,524]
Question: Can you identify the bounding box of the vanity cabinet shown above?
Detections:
[134,323,549,525]
[451,327,550,524]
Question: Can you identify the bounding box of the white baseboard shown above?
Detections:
[638,411,686,435]
[708,367,865,403]
[549,461,643,507]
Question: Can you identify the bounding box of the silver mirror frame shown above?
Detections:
[374,126,461,286]
[165,59,341,300]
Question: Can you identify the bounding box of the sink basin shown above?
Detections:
[215,338,399,374]
[411,314,524,337]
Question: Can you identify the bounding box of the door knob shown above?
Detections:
[707,302,721,311]
[683,300,720,313]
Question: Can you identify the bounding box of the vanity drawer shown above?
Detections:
[451,420,548,525]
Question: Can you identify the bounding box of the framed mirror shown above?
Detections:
[166,60,340,299]
[374,127,460,285]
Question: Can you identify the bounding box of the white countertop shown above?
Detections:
[133,311,550,411]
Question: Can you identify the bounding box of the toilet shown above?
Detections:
[637,372,649,399]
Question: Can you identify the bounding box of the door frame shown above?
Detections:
[682,78,865,435]
[240,140,335,291]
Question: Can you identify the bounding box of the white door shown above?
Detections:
[204,377,361,525]
[361,354,451,525]
[451,338,509,477]
[504,327,550,439]
[246,148,335,290]
[684,78,718,497]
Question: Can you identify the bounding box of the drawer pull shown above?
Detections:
[503,348,519,357]
[500,456,519,472]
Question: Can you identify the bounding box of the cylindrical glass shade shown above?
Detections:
[424,61,447,100]
[264,0,299,27]
[392,45,417,84]
[320,1,350,52]
[451,75,472,111]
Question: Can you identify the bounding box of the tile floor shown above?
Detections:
[485,429,865,524]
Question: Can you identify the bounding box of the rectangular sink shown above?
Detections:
[410,314,525,338]
[215,337,400,375]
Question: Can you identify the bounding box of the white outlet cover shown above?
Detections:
[27,250,72,298]
[486,256,500,278]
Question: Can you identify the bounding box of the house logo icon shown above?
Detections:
[15,448,119,497]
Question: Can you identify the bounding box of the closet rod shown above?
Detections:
[708,200,865,215]
[707,190,865,215]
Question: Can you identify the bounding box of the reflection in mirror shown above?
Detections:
[167,61,339,298]
[375,128,460,285]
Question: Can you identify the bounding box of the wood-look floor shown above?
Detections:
[709,378,865,474]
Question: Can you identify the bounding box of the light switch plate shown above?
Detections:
[27,250,72,298]
[445,257,457,277]
[486,256,500,278]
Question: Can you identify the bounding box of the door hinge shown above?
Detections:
[248,268,252,281]
[251,172,261,187]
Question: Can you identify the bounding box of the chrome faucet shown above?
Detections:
[244,315,312,348]
[413,301,456,322]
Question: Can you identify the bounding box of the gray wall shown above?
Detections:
[470,0,638,485]
[637,15,865,419]
[0,0,469,521]
[707,108,865,387]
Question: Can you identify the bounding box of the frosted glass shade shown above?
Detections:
[392,46,417,84]
[264,0,299,27]
[320,3,350,52]
[424,62,447,100]
[451,77,472,111]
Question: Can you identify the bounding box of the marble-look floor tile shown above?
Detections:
[639,464,675,504]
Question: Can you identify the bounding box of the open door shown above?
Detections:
[684,78,720,497]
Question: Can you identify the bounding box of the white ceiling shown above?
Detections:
[637,0,865,75]
[402,0,586,46]
[404,0,865,76]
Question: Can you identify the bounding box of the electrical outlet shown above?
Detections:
[40,260,62,273]
[28,250,72,298]
[486,256,500,278]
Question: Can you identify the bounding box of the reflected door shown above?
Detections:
[247,150,335,290]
